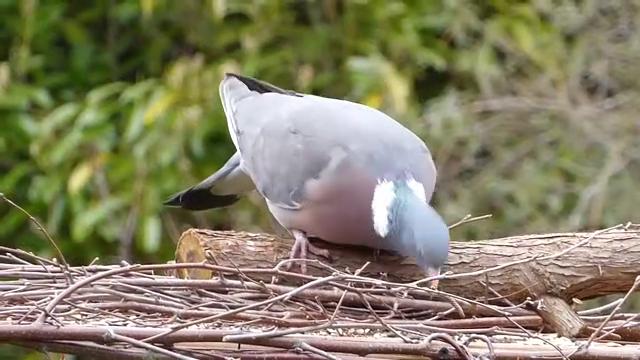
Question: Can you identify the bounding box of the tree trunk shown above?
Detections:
[174,225,640,303]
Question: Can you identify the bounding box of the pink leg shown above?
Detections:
[286,230,330,273]
[307,241,330,259]
[425,267,441,290]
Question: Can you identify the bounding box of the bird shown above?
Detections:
[164,73,450,281]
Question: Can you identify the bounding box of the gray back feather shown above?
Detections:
[219,74,437,209]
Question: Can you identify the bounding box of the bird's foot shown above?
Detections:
[372,248,381,261]
[286,230,330,274]
[307,240,331,259]
[425,267,441,290]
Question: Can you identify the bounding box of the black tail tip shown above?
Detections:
[163,192,184,207]
[162,187,240,211]
[222,73,301,97]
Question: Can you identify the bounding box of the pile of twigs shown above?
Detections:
[0,245,639,360]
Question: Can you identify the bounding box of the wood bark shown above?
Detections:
[535,294,588,338]
[174,225,640,303]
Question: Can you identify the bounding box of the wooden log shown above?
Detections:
[174,225,640,303]
[535,294,588,338]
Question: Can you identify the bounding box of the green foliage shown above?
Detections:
[1,0,639,266]
[1,2,639,357]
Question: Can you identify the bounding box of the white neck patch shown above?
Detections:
[407,177,426,203]
[371,177,427,237]
[371,179,396,237]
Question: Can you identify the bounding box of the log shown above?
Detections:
[535,294,588,338]
[174,224,640,303]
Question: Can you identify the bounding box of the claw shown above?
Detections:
[307,241,331,259]
[285,230,330,274]
[426,267,441,290]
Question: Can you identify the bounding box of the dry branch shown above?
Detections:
[2,325,640,360]
[175,225,640,303]
[0,224,639,359]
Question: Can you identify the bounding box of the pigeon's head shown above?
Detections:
[371,177,450,274]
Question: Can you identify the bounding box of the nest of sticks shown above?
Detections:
[1,224,640,359]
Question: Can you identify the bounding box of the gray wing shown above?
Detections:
[219,74,437,209]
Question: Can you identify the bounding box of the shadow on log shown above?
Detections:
[175,224,640,304]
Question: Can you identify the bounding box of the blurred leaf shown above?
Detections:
[46,129,83,166]
[72,197,126,242]
[144,91,175,125]
[0,210,26,238]
[0,163,32,190]
[124,104,146,142]
[87,82,126,105]
[0,0,637,280]
[141,0,155,19]
[142,215,161,253]
[119,80,157,103]
[39,102,80,134]
[364,93,382,109]
[76,106,104,128]
[67,161,93,194]
[510,21,536,58]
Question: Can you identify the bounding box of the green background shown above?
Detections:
[1,1,639,358]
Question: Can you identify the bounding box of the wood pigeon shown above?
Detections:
[165,73,449,278]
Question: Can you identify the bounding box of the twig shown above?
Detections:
[37,264,141,323]
[142,274,345,343]
[463,334,495,359]
[578,298,623,316]
[1,324,640,359]
[0,193,72,283]
[14,340,164,360]
[104,329,197,360]
[584,275,640,349]
[0,226,637,359]
[500,309,570,360]
[597,313,640,341]
[448,213,493,230]
[222,320,333,342]
[241,288,351,341]
[424,333,473,360]
[295,341,342,360]
[357,292,414,343]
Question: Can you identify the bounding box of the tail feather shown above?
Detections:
[163,188,240,211]
[223,73,301,96]
[168,73,288,211]
[164,152,254,211]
